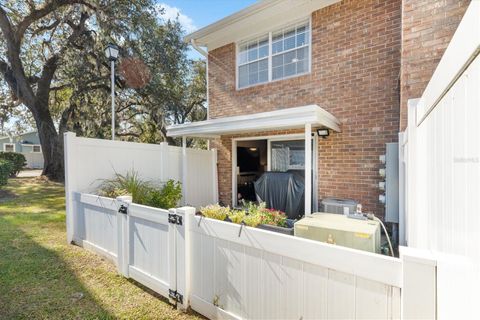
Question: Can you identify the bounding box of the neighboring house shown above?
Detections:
[0,131,44,169]
[166,0,469,218]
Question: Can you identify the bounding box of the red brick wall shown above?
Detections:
[400,0,470,130]
[209,0,402,217]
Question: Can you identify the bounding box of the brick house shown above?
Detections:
[167,0,469,219]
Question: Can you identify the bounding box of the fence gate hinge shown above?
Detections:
[169,289,183,304]
[118,205,128,215]
[168,213,183,225]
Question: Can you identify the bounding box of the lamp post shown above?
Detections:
[105,43,119,140]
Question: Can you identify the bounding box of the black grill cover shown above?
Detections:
[254,171,305,219]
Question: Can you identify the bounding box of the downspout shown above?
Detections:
[190,39,210,149]
[190,39,209,113]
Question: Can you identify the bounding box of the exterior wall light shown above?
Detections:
[317,129,329,138]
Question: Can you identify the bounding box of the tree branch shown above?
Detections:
[0,8,35,105]
[36,11,90,106]
[15,0,96,42]
[0,59,20,100]
[30,18,61,36]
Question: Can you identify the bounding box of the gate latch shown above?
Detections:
[169,289,183,304]
[168,213,183,225]
[118,205,128,215]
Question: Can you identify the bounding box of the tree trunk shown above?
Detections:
[33,101,64,181]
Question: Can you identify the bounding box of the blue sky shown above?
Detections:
[158,1,257,59]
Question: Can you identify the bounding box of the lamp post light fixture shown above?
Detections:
[105,43,119,140]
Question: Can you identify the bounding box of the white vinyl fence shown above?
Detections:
[405,2,480,319]
[71,192,192,307]
[189,216,403,320]
[69,189,436,319]
[64,132,218,244]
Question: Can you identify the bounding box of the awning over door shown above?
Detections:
[166,105,341,138]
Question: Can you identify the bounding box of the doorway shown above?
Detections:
[236,140,268,203]
[232,134,318,213]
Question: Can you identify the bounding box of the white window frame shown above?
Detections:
[236,16,312,90]
[3,143,15,152]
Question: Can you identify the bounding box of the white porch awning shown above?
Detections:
[166,105,341,138]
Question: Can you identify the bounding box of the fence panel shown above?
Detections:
[73,193,119,264]
[126,203,175,299]
[63,134,217,228]
[189,215,402,320]
[405,2,480,318]
[185,148,218,207]
[70,198,441,319]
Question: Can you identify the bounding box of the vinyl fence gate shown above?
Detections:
[73,193,194,309]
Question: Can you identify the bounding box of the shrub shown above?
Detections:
[144,180,182,209]
[201,201,287,228]
[98,170,182,209]
[228,210,246,224]
[0,159,13,187]
[241,201,287,227]
[98,169,151,204]
[259,208,287,227]
[243,212,262,227]
[200,204,229,221]
[0,152,26,176]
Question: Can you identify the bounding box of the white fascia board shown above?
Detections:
[186,0,340,51]
[166,105,341,137]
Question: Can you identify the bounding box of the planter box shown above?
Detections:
[257,223,294,235]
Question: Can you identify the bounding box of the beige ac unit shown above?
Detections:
[294,213,381,253]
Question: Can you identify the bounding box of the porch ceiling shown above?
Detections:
[166,104,341,138]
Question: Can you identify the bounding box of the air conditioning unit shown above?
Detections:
[321,198,358,215]
[294,213,381,253]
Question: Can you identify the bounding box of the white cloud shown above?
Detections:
[157,3,197,34]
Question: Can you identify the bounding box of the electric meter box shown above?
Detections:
[294,213,381,253]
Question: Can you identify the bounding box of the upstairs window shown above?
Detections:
[238,36,269,88]
[237,19,311,89]
[272,22,310,80]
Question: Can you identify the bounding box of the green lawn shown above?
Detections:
[0,177,202,320]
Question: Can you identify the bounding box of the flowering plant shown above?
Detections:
[200,201,288,228]
[259,208,287,227]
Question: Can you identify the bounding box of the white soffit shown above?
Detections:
[185,0,341,51]
[166,105,341,138]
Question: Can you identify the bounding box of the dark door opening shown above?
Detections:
[236,140,267,203]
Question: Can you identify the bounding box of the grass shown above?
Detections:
[0,177,203,320]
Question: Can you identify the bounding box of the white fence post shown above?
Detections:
[174,206,195,311]
[182,136,188,205]
[64,132,77,244]
[116,195,132,277]
[168,208,178,305]
[211,148,219,203]
[406,98,419,245]
[160,142,168,182]
[400,246,437,319]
